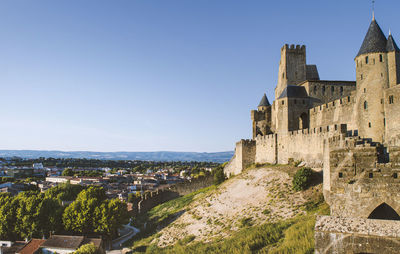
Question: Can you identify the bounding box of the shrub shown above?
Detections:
[292,167,313,191]
[238,217,253,228]
[213,167,226,185]
[74,243,100,254]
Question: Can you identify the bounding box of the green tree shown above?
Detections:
[213,167,226,185]
[45,182,84,201]
[94,198,129,238]
[62,168,74,176]
[74,243,100,254]
[63,186,128,237]
[63,189,103,234]
[0,193,18,240]
[292,167,314,191]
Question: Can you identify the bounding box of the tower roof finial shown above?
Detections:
[372,0,375,20]
[389,29,392,36]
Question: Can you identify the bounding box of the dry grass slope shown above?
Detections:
[131,164,327,253]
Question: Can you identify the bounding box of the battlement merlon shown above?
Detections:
[281,44,306,53]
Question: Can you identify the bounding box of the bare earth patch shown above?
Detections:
[153,166,314,247]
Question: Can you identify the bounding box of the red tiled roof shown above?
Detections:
[17,239,46,254]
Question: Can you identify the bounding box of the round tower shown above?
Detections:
[355,18,389,143]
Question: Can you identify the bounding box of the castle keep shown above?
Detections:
[225,17,400,253]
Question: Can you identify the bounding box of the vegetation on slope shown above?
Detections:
[127,186,216,250]
[130,165,328,254]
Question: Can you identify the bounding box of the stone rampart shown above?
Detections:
[255,124,347,167]
[309,94,356,130]
[315,215,400,254]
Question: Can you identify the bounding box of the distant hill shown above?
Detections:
[0,150,234,163]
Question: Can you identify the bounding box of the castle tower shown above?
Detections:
[251,94,272,139]
[386,31,400,87]
[274,44,307,99]
[355,18,389,143]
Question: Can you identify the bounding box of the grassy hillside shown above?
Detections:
[130,165,329,254]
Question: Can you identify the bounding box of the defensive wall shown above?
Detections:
[385,86,400,142]
[315,216,400,254]
[131,175,214,216]
[224,124,348,176]
[309,94,357,130]
[300,80,356,105]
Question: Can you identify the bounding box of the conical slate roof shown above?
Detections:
[258,93,270,107]
[357,19,388,57]
[387,34,400,52]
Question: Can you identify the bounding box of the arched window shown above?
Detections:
[368,203,400,220]
[364,101,368,110]
[340,86,343,96]
[380,54,383,62]
[366,56,369,64]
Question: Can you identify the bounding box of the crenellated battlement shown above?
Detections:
[281,44,306,52]
[310,95,354,114]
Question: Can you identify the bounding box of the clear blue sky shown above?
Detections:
[0,0,398,152]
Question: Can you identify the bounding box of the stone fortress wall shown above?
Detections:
[224,17,400,254]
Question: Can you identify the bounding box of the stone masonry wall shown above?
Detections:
[315,216,400,254]
[300,80,356,106]
[385,86,400,143]
[309,94,357,131]
[326,139,400,218]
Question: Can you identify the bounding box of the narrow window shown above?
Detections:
[366,56,369,64]
[364,101,368,110]
[369,172,373,178]
[302,100,305,104]
[338,172,343,178]
[369,122,372,128]
[361,74,363,80]
[331,86,334,94]
[389,95,394,104]
[380,54,383,62]
[340,98,343,104]
[348,96,351,102]
[381,73,383,77]
[340,86,343,96]
[282,100,285,105]
[322,86,325,95]
[364,88,366,93]
[282,72,285,78]
[384,118,386,127]
[294,99,297,104]
[394,173,398,179]
[313,86,317,94]
[381,99,384,104]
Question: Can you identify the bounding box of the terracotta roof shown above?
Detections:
[41,235,84,250]
[17,239,46,254]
